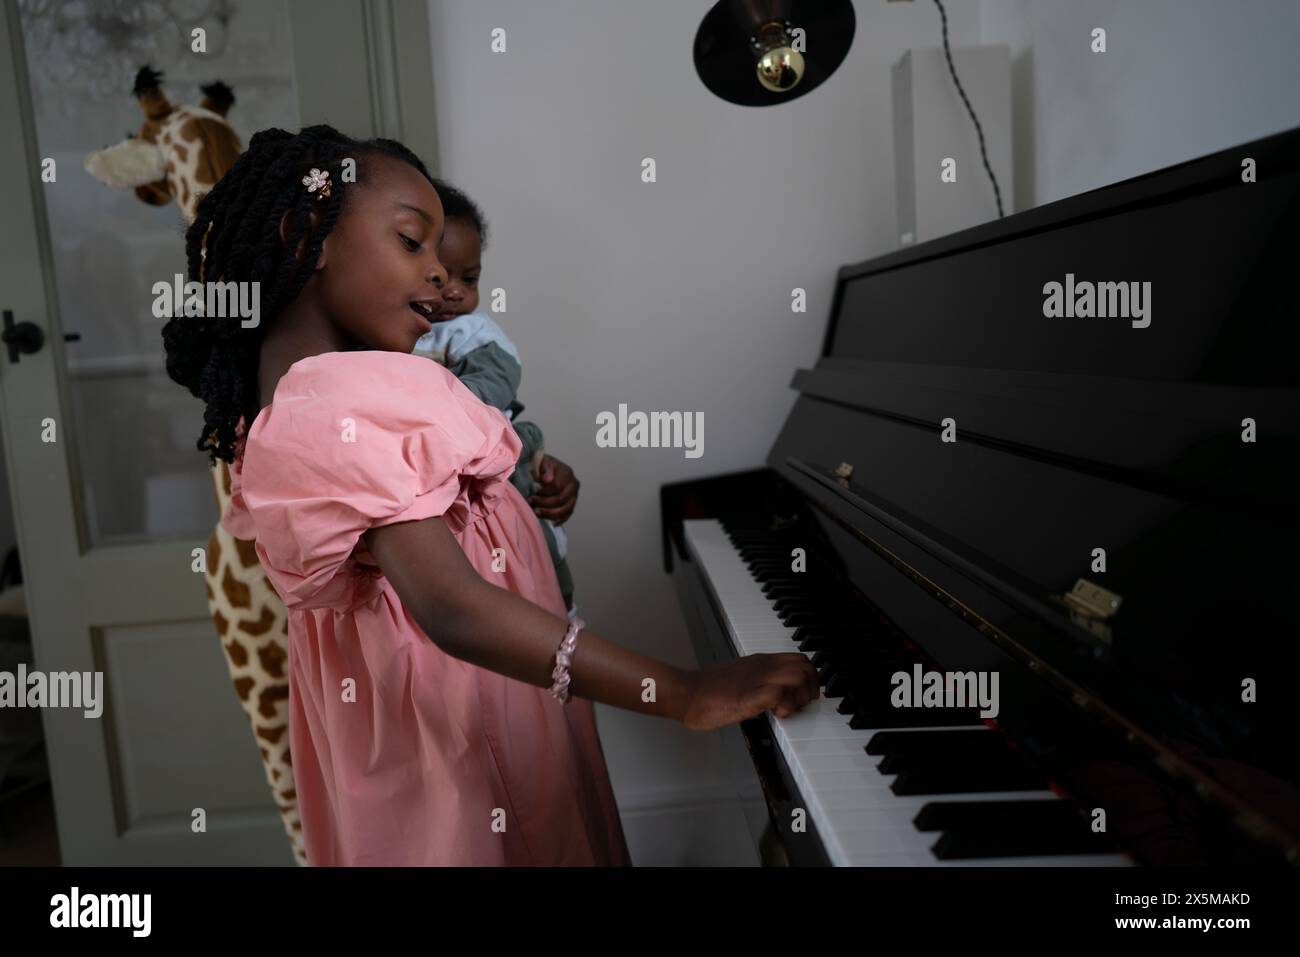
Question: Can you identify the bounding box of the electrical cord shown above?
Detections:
[933,0,1005,217]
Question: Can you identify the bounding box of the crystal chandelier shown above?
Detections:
[17,0,235,106]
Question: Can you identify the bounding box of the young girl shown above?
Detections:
[413,179,578,616]
[162,125,819,867]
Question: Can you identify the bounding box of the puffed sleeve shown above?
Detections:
[226,352,522,612]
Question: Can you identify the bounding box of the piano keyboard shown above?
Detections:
[682,518,1133,867]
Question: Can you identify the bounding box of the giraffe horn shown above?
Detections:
[200,81,235,117]
[132,65,164,97]
[132,64,173,121]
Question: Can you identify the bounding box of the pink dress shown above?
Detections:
[221,350,631,866]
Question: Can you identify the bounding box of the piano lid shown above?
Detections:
[822,127,1300,390]
[765,126,1300,848]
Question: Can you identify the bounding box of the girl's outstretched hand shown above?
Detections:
[680,653,821,731]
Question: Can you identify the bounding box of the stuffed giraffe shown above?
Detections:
[87,66,305,864]
[206,459,305,865]
[84,65,244,225]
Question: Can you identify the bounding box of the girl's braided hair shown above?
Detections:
[161,124,434,465]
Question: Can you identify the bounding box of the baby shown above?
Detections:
[415,179,576,615]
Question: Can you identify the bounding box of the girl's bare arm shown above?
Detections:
[362,516,820,729]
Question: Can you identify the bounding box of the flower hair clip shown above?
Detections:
[302,167,332,199]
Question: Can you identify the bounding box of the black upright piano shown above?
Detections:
[661,127,1300,866]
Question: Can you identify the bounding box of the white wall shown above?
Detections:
[426,0,979,863]
[980,0,1300,210]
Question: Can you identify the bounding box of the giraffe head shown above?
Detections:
[84,65,245,225]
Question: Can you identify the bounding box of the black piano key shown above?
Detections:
[765,588,847,604]
[782,612,864,629]
[736,538,828,549]
[869,729,1015,769]
[749,566,827,579]
[824,670,913,698]
[890,760,1049,795]
[866,728,1006,757]
[764,585,829,600]
[883,743,993,774]
[798,633,891,653]
[914,799,1067,832]
[799,636,908,657]
[821,654,915,671]
[761,578,865,596]
[758,561,838,573]
[782,610,875,628]
[753,573,815,586]
[761,583,802,597]
[883,733,1034,769]
[817,660,906,687]
[799,632,910,656]
[769,598,832,613]
[821,660,919,698]
[842,699,985,729]
[782,604,869,624]
[818,661,913,688]
[815,647,913,666]
[807,638,906,656]
[872,736,1057,802]
[877,743,1013,775]
[823,673,853,697]
[826,672,901,698]
[813,649,903,669]
[917,801,1119,859]
[773,596,847,613]
[779,609,829,627]
[794,624,894,644]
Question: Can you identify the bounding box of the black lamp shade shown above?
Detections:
[694,0,856,106]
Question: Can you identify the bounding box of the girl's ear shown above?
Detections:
[278,205,328,269]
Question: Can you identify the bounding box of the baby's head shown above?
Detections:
[162,124,447,464]
[430,178,488,322]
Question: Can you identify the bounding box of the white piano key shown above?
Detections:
[806,768,899,792]
[800,751,885,772]
[821,788,1060,821]
[781,736,876,757]
[782,698,841,718]
[847,851,1135,868]
[775,715,873,741]
[741,640,802,652]
[821,826,933,856]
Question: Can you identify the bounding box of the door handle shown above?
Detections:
[2,309,45,363]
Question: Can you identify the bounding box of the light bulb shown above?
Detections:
[756,46,805,92]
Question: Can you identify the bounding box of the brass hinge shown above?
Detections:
[1060,578,1123,646]
[1064,578,1122,619]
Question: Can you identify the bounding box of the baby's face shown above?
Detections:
[435,217,481,321]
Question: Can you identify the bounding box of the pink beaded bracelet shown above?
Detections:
[549,616,585,704]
